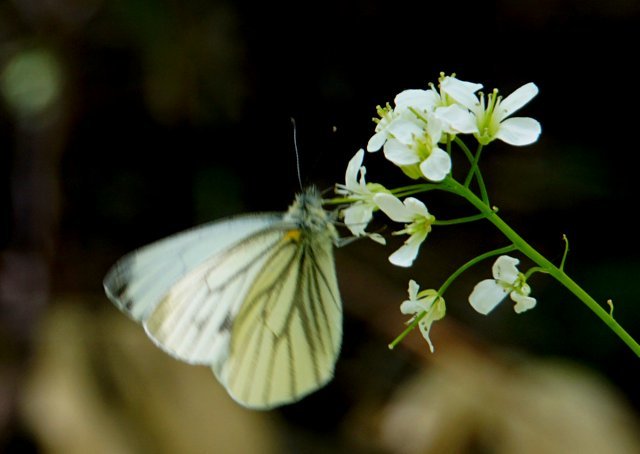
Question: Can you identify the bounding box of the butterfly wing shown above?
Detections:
[103,214,282,365]
[104,204,342,409]
[217,228,342,408]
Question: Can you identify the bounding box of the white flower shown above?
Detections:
[366,98,432,153]
[380,113,451,182]
[468,255,536,315]
[393,75,483,135]
[373,193,435,267]
[367,104,395,152]
[394,88,439,112]
[464,82,541,146]
[367,103,408,152]
[439,75,484,108]
[400,280,446,353]
[383,136,451,182]
[429,74,482,134]
[366,74,486,181]
[368,74,482,153]
[335,149,386,242]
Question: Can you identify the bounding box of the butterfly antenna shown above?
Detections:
[290,117,303,190]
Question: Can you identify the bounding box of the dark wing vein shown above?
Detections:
[221,233,342,409]
[142,226,290,364]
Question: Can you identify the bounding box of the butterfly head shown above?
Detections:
[285,187,337,239]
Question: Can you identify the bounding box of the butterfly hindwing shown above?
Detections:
[218,228,342,408]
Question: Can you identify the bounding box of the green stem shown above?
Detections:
[463,145,482,187]
[392,183,440,199]
[524,266,549,280]
[560,234,569,271]
[454,136,475,165]
[446,178,640,357]
[434,212,490,226]
[454,138,489,204]
[323,196,353,205]
[389,311,427,350]
[469,146,489,203]
[438,244,517,295]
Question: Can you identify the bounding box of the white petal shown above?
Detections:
[425,114,444,143]
[395,89,438,111]
[440,76,482,109]
[367,233,387,245]
[492,255,520,283]
[374,193,412,222]
[367,131,387,152]
[418,321,436,353]
[419,148,451,182]
[344,149,364,189]
[495,117,541,146]
[387,119,423,145]
[383,139,420,166]
[468,279,509,315]
[343,203,373,236]
[400,299,423,315]
[435,104,478,134]
[403,197,430,218]
[498,82,538,118]
[511,291,537,313]
[388,232,427,267]
[407,279,420,301]
[399,300,417,315]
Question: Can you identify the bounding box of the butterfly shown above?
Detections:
[103,187,342,409]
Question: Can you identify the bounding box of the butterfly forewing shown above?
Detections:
[104,214,282,322]
[143,226,291,364]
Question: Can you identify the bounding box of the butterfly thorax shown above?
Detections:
[283,188,337,241]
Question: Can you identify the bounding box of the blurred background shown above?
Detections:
[2,0,640,452]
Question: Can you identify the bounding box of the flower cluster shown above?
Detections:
[366,73,540,182]
[334,72,542,354]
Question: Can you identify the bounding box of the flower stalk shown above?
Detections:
[332,73,638,356]
[445,178,640,357]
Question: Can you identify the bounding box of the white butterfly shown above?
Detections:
[103,187,342,409]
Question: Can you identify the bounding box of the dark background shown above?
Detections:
[2,0,640,452]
